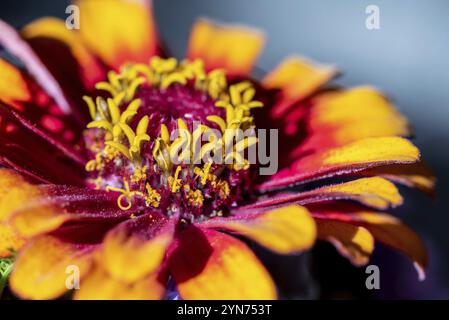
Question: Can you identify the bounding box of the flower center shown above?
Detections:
[83,57,263,221]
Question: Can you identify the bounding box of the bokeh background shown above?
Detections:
[1,0,448,299]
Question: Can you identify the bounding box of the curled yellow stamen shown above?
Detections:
[106,179,144,211]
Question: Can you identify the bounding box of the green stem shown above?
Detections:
[0,259,14,298]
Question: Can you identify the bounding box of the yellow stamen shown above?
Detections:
[194,161,213,185]
[184,185,204,207]
[168,166,182,193]
[145,183,161,208]
[106,179,144,211]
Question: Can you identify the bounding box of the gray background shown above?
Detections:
[1,0,448,298]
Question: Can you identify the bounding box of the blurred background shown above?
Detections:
[1,0,448,299]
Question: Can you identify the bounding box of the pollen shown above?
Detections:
[82,57,263,221]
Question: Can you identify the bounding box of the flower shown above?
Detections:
[0,0,434,300]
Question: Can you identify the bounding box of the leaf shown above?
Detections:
[0,256,14,298]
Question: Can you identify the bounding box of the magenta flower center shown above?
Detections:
[82,58,262,221]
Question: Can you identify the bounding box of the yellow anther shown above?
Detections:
[131,63,154,82]
[160,124,170,144]
[168,166,182,193]
[194,161,213,185]
[87,120,113,131]
[180,59,205,78]
[83,96,97,120]
[184,185,204,207]
[125,77,146,101]
[107,70,121,89]
[131,165,147,183]
[151,57,177,74]
[177,118,188,131]
[145,183,161,208]
[235,137,258,153]
[242,87,256,103]
[200,140,221,162]
[216,180,230,199]
[85,159,97,172]
[130,134,151,158]
[96,97,109,120]
[206,115,227,133]
[95,81,118,96]
[104,145,119,160]
[105,141,130,159]
[225,152,250,170]
[107,98,121,124]
[136,115,149,136]
[206,69,227,99]
[169,137,189,163]
[152,138,170,172]
[113,91,126,106]
[160,72,187,89]
[125,98,142,113]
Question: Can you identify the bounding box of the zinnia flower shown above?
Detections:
[0,0,434,300]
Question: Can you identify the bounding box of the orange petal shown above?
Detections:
[202,205,316,254]
[0,58,32,110]
[309,203,428,280]
[297,87,411,153]
[0,222,25,258]
[98,213,174,283]
[187,18,264,76]
[76,0,159,69]
[169,227,276,299]
[315,219,374,266]
[258,136,420,192]
[22,17,104,90]
[10,235,95,299]
[74,263,166,300]
[263,56,336,118]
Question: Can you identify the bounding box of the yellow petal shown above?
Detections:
[169,227,276,299]
[258,137,421,192]
[299,87,410,152]
[187,18,264,76]
[98,214,173,283]
[0,169,41,222]
[0,58,31,109]
[203,205,316,254]
[0,222,25,258]
[308,177,403,209]
[76,0,159,69]
[10,204,69,238]
[358,162,436,195]
[316,219,374,266]
[10,235,95,299]
[74,263,165,300]
[321,137,420,166]
[308,203,428,280]
[263,55,336,116]
[357,212,428,280]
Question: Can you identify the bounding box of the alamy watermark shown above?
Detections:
[365,5,380,30]
[65,5,80,30]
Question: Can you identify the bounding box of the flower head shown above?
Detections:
[0,0,434,300]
